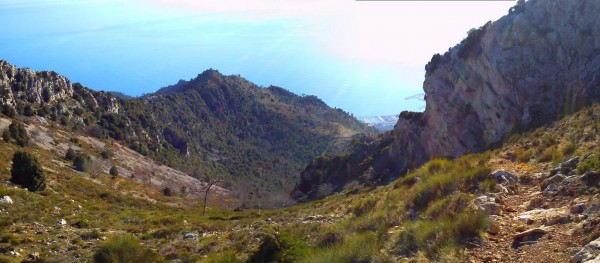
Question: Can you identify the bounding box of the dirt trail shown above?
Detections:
[469,160,598,262]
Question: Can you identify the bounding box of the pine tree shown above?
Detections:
[109,165,119,179]
[2,129,9,143]
[10,151,46,192]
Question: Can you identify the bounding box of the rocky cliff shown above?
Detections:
[293,0,600,200]
[0,61,73,107]
[403,0,600,166]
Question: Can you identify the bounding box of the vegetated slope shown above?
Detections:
[0,61,374,206]
[2,101,598,262]
[293,0,600,201]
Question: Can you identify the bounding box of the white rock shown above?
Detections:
[0,196,13,204]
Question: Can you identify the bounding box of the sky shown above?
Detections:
[0,0,516,116]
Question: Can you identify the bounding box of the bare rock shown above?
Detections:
[581,172,600,188]
[527,197,545,210]
[512,228,547,248]
[183,233,199,240]
[561,156,580,170]
[0,196,13,204]
[572,237,600,263]
[571,203,587,214]
[540,174,566,191]
[474,195,500,215]
[542,214,571,226]
[490,170,518,185]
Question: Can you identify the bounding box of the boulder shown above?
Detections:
[543,183,559,196]
[542,214,570,226]
[489,170,518,185]
[512,228,547,248]
[561,156,580,170]
[0,196,13,204]
[581,171,600,187]
[527,197,545,210]
[571,203,587,214]
[572,237,600,263]
[540,174,566,191]
[474,195,500,215]
[183,233,198,240]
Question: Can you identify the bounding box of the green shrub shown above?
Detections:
[100,146,114,159]
[1,129,9,143]
[247,231,308,263]
[538,146,563,163]
[10,151,46,192]
[199,251,238,263]
[65,147,76,161]
[109,165,119,179]
[349,196,378,217]
[8,121,28,147]
[577,153,600,174]
[73,154,92,172]
[304,232,380,263]
[453,209,489,239]
[162,187,173,197]
[563,143,577,156]
[517,149,534,162]
[93,235,163,263]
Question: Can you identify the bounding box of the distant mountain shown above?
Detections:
[107,91,134,99]
[0,61,375,206]
[292,0,600,201]
[358,115,398,131]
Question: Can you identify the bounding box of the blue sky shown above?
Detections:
[0,0,515,116]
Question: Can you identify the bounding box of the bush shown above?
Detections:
[93,235,163,263]
[65,147,76,161]
[577,153,600,174]
[73,154,92,172]
[453,209,489,239]
[8,121,28,147]
[563,143,577,156]
[10,151,46,192]
[349,196,378,217]
[1,129,9,143]
[247,231,308,263]
[517,149,534,162]
[109,165,119,179]
[162,187,173,196]
[101,146,114,159]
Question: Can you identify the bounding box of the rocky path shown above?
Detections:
[470,157,600,262]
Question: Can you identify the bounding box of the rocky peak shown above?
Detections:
[153,69,226,95]
[0,60,73,107]
[391,0,600,170]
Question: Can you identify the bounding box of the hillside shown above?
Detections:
[1,98,598,262]
[0,61,374,207]
[292,0,600,201]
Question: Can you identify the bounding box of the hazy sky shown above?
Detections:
[0,0,515,116]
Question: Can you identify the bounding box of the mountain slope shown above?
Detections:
[0,61,374,206]
[293,0,600,200]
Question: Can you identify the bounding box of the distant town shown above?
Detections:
[358,115,398,131]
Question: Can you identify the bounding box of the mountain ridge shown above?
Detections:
[0,60,375,207]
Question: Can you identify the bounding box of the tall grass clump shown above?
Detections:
[303,232,382,263]
[93,235,163,263]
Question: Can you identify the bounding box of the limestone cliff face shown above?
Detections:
[294,0,600,201]
[0,60,73,106]
[391,0,600,169]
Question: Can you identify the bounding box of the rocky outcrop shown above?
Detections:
[390,0,600,170]
[293,0,600,200]
[0,60,73,107]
